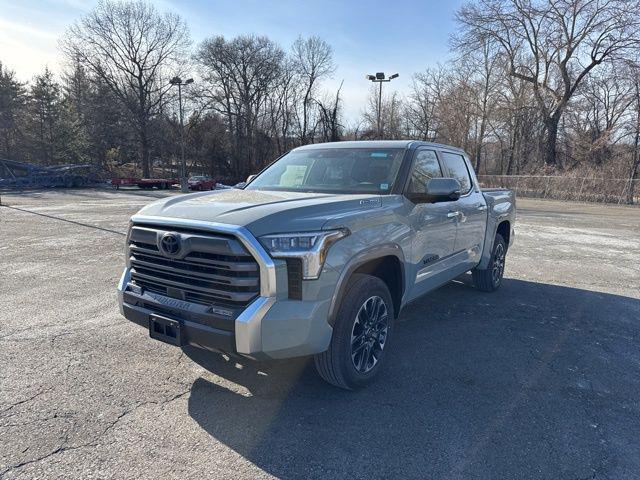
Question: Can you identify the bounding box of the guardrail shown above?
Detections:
[477,175,639,205]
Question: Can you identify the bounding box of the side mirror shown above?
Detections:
[425,178,462,202]
[246,174,256,183]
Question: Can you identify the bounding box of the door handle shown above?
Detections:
[477,205,488,211]
[447,211,461,218]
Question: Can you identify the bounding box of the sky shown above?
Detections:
[0,0,465,121]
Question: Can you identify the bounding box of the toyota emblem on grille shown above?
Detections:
[160,232,181,256]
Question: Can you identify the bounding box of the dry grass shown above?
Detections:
[478,175,640,205]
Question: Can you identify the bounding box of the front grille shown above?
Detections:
[128,225,260,311]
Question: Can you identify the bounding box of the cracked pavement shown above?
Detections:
[1,189,639,479]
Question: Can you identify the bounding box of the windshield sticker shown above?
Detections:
[380,183,389,190]
[370,152,388,158]
[279,164,307,187]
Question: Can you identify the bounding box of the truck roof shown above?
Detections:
[294,140,466,153]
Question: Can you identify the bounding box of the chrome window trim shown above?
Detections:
[128,215,277,355]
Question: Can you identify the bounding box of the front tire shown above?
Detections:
[472,233,507,292]
[314,274,394,389]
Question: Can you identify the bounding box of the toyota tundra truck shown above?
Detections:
[118,141,515,389]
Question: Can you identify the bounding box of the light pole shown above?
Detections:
[366,72,399,139]
[170,76,194,193]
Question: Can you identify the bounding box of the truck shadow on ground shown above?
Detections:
[184,277,640,479]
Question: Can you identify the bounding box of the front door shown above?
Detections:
[405,148,458,301]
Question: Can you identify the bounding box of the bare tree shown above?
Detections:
[495,66,543,174]
[627,63,640,203]
[61,0,190,176]
[363,87,404,139]
[456,0,640,167]
[417,66,476,151]
[405,67,446,141]
[569,63,633,166]
[265,57,299,155]
[316,81,344,142]
[461,38,501,173]
[291,36,335,143]
[196,34,284,177]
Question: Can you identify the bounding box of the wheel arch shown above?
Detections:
[496,220,511,247]
[328,246,405,326]
[478,216,513,269]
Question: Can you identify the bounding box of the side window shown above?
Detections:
[441,152,472,194]
[407,149,442,193]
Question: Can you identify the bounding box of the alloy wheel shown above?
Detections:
[492,243,505,285]
[350,295,389,374]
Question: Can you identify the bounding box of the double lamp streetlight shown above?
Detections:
[366,72,399,139]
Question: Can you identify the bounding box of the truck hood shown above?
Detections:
[135,188,383,236]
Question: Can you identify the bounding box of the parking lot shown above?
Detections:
[1,189,639,479]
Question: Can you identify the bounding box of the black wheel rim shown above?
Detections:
[492,243,505,285]
[350,296,389,374]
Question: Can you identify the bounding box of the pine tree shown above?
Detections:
[61,61,92,163]
[28,68,63,165]
[0,62,27,160]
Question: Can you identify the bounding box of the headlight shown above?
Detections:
[259,229,349,279]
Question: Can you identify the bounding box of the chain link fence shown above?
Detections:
[477,175,640,205]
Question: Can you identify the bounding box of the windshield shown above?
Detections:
[189,176,206,181]
[246,148,405,194]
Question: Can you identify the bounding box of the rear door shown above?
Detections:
[405,147,458,301]
[440,151,487,270]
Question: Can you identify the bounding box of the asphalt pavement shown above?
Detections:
[1,189,639,479]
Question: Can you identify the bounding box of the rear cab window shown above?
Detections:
[440,151,473,194]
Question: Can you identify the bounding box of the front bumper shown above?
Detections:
[121,299,236,353]
[117,216,334,360]
[119,268,333,360]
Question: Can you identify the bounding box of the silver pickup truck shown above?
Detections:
[118,140,515,389]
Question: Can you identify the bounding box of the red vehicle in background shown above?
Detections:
[188,175,217,191]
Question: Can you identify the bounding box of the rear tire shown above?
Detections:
[472,233,507,292]
[314,274,394,390]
